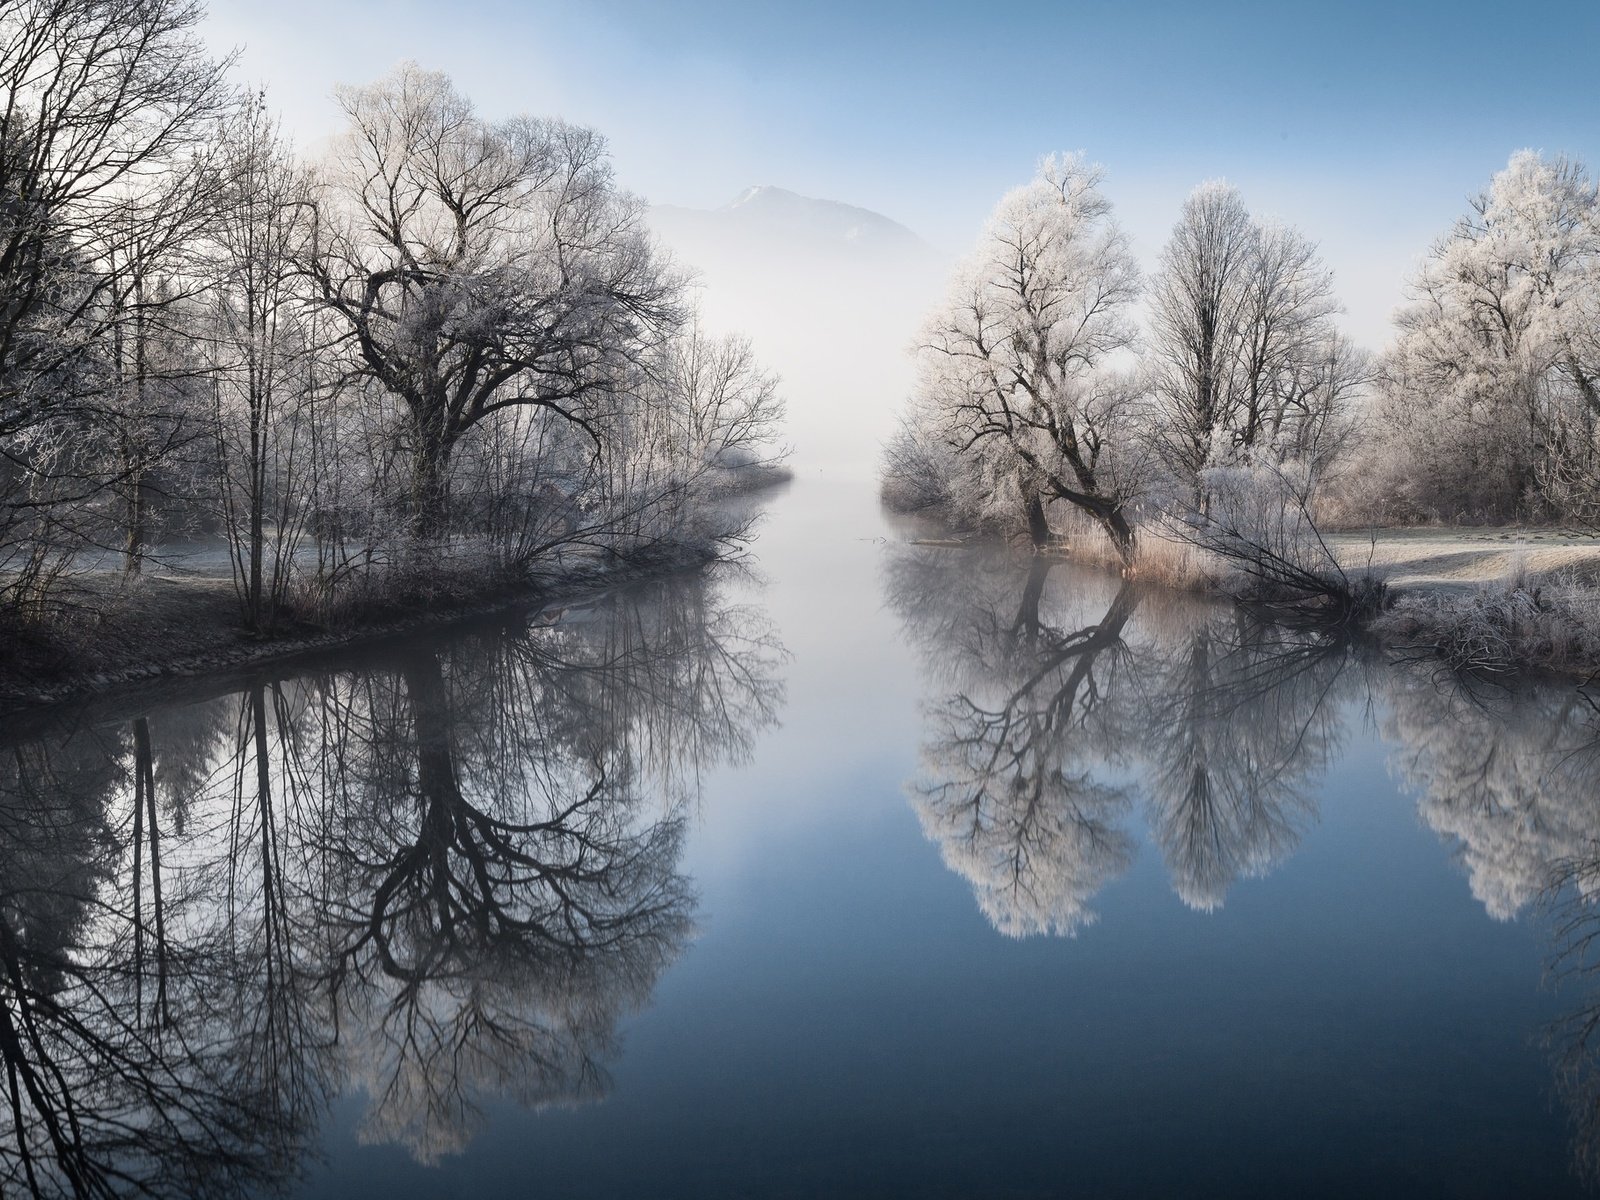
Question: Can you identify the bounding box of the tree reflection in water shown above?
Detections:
[0,567,784,1195]
[1408,686,1600,1186]
[1141,611,1346,911]
[890,540,1600,1184]
[1392,680,1600,1180]
[886,544,1353,933]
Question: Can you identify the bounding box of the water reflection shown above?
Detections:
[889,553,1140,937]
[1388,677,1600,920]
[887,545,1353,931]
[891,541,1600,935]
[1381,658,1600,1180]
[1394,682,1600,1180]
[1142,614,1346,911]
[889,541,1600,1185]
[1546,832,1600,1180]
[0,568,784,1196]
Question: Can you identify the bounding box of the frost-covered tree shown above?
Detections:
[893,155,1143,558]
[311,63,686,543]
[1147,181,1358,503]
[1147,182,1254,490]
[1369,151,1600,523]
[0,20,787,647]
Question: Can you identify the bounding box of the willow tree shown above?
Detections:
[311,63,686,544]
[910,154,1142,559]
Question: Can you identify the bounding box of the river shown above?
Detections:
[2,471,1599,1198]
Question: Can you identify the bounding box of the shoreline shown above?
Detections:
[0,474,794,724]
[0,546,720,730]
[899,517,1600,683]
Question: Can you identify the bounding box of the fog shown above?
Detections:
[649,186,947,477]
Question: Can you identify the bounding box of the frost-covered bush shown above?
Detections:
[879,418,958,515]
[1375,572,1600,677]
[1174,460,1384,619]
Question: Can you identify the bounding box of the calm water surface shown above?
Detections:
[6,474,1600,1198]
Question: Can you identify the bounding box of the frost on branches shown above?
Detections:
[885,155,1144,561]
[1368,151,1600,524]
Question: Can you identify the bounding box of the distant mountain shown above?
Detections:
[650,185,930,263]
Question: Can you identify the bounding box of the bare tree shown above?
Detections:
[310,63,686,544]
[663,321,787,486]
[0,0,232,601]
[205,98,322,630]
[1148,182,1350,502]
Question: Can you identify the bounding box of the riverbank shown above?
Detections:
[0,543,720,720]
[1327,528,1600,677]
[1057,522,1600,594]
[903,514,1600,681]
[0,469,794,718]
[1323,527,1600,592]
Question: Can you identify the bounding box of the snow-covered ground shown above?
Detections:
[1325,528,1600,592]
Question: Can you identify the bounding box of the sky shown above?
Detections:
[200,0,1600,349]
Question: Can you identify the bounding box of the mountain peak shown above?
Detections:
[664,185,926,257]
[649,185,934,272]
[725,184,785,209]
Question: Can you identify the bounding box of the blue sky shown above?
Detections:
[202,0,1600,345]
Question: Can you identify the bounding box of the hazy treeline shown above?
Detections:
[883,149,1600,557]
[0,1,786,638]
[0,566,784,1195]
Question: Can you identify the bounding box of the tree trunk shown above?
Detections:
[122,279,150,575]
[248,399,265,630]
[1026,493,1054,549]
[1100,506,1137,568]
[1013,557,1053,648]
[411,427,452,546]
[123,472,147,575]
